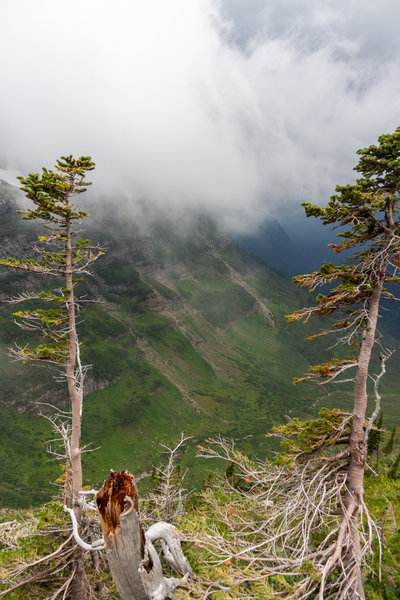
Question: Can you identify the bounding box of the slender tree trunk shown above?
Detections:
[65,217,82,519]
[65,216,86,600]
[343,271,385,599]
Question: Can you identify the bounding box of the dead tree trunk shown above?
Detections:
[95,470,194,600]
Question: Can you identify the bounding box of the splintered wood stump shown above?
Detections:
[97,470,148,600]
[96,470,194,600]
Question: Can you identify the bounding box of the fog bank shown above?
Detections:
[1,0,399,233]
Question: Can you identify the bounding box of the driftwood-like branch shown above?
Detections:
[63,506,105,551]
[146,521,195,578]
[94,470,194,600]
[363,350,392,451]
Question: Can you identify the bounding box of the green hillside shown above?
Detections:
[1,191,399,508]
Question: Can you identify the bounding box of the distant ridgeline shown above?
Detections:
[0,185,399,508]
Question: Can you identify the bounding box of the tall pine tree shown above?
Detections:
[0,155,103,600]
[287,127,400,599]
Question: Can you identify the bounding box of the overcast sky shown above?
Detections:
[1,0,399,232]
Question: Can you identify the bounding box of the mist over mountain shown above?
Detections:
[1,1,400,237]
[233,216,335,277]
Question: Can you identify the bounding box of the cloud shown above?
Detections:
[1,0,399,232]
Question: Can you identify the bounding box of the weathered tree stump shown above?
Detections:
[96,470,194,600]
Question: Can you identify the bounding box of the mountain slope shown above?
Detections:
[1,192,399,508]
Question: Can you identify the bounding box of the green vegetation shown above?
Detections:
[0,500,116,598]
[1,133,400,599]
[1,196,400,508]
[285,127,400,597]
[180,439,400,599]
[2,412,399,599]
[1,133,400,529]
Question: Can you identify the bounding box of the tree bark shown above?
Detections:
[343,273,385,599]
[65,217,82,515]
[65,216,86,600]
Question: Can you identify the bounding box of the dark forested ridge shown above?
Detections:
[0,184,399,508]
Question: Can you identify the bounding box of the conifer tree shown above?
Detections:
[383,426,397,455]
[0,155,103,600]
[367,409,383,457]
[287,127,400,599]
[388,450,400,479]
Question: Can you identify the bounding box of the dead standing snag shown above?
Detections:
[69,470,195,600]
[96,470,141,548]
